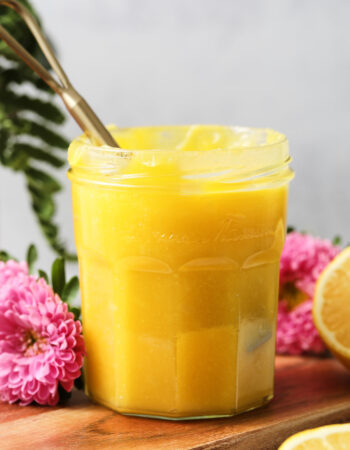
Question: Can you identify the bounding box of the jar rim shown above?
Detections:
[71,124,288,154]
[68,125,293,190]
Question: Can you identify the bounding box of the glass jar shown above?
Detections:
[68,125,293,420]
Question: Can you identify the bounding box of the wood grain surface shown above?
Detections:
[1,356,350,449]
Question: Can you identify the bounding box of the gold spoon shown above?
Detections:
[0,0,119,148]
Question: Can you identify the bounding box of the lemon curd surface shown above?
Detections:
[68,125,293,419]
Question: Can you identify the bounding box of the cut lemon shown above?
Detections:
[279,424,350,449]
[313,247,350,369]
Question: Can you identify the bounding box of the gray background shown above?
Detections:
[1,0,350,272]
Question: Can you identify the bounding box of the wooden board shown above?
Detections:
[1,356,350,449]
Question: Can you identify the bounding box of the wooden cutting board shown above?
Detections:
[1,356,350,449]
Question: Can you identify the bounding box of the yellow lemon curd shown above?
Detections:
[68,125,293,420]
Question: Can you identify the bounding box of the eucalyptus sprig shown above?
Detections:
[0,0,74,259]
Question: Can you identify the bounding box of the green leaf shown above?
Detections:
[38,269,49,284]
[26,167,62,193]
[13,143,65,168]
[287,225,295,234]
[51,257,66,296]
[0,90,66,125]
[1,67,43,87]
[32,194,55,221]
[69,306,81,321]
[61,276,80,304]
[4,148,29,171]
[0,63,54,94]
[0,250,14,262]
[332,235,342,246]
[40,219,58,238]
[26,244,38,273]
[14,117,69,149]
[63,252,78,262]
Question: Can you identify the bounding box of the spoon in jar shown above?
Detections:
[0,0,119,148]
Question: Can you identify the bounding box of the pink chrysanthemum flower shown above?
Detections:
[277,232,341,355]
[0,274,85,406]
[0,260,28,287]
[277,300,326,355]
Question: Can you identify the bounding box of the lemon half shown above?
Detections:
[313,247,350,369]
[279,423,350,449]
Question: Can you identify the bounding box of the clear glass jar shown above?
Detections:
[68,125,293,420]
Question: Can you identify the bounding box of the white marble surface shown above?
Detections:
[1,0,350,272]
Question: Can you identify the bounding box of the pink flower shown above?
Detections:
[277,232,340,355]
[0,274,85,406]
[280,232,340,298]
[0,260,28,287]
[277,300,326,355]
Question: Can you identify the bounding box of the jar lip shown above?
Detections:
[68,125,293,189]
[71,125,288,154]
